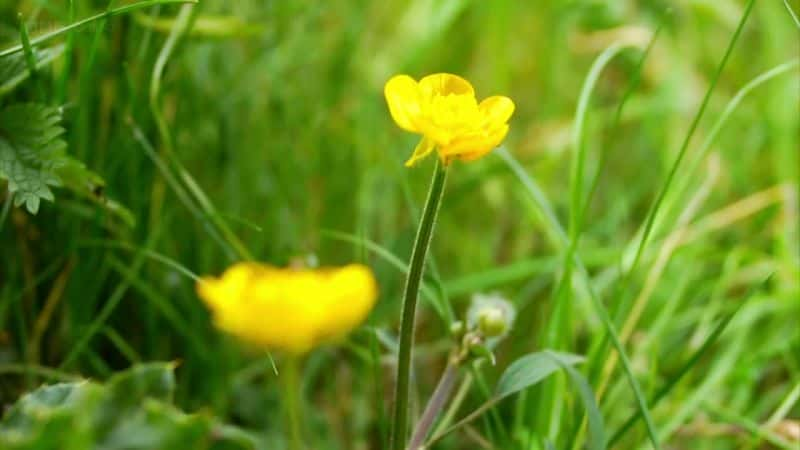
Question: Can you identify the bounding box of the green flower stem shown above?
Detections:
[283,356,304,450]
[390,159,449,450]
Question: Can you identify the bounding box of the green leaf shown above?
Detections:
[495,351,584,399]
[0,103,67,214]
[0,382,95,431]
[544,351,606,450]
[427,351,591,447]
[0,45,65,97]
[0,103,133,222]
[494,351,605,449]
[0,363,257,450]
[0,381,101,450]
[105,361,177,404]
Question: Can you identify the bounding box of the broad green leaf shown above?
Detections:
[105,362,177,404]
[429,351,591,447]
[0,363,256,450]
[495,351,584,399]
[0,382,94,431]
[0,381,100,450]
[495,351,605,450]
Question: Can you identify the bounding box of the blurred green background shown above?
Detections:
[1,0,798,449]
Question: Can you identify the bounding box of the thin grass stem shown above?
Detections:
[0,0,198,58]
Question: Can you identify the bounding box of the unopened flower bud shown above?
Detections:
[467,293,516,342]
[478,307,508,337]
[449,320,465,337]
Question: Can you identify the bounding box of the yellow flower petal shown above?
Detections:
[196,263,379,354]
[315,264,378,341]
[404,136,436,167]
[384,73,513,167]
[479,96,515,126]
[418,73,474,98]
[384,75,422,132]
[440,124,509,162]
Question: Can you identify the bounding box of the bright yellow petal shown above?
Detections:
[439,124,509,162]
[404,136,436,167]
[314,264,378,343]
[196,263,257,309]
[196,262,379,355]
[479,96,515,126]
[384,75,422,132]
[418,73,474,98]
[458,125,510,162]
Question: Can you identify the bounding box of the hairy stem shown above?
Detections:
[390,159,449,450]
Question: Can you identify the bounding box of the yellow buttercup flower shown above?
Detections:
[384,73,515,167]
[196,263,378,354]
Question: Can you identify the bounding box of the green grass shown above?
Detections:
[1,0,799,449]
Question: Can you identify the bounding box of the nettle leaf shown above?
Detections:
[0,102,134,222]
[0,45,65,96]
[0,103,67,213]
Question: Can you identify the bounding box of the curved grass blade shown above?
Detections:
[608,274,773,445]
[784,0,800,28]
[0,1,198,58]
[78,239,200,281]
[499,146,661,447]
[615,0,757,314]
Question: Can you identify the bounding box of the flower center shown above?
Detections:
[427,93,483,131]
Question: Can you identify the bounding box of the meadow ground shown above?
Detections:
[0,1,799,449]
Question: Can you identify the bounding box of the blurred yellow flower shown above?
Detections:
[196,263,378,354]
[384,73,514,167]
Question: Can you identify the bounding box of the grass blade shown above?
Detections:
[0,0,199,58]
[608,274,773,445]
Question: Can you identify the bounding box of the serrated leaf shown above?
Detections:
[0,102,133,221]
[495,351,584,399]
[0,45,65,97]
[0,103,67,213]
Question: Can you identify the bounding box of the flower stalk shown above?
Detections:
[390,159,448,450]
[408,357,461,450]
[283,356,304,450]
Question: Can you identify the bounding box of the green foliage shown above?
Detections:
[495,351,584,400]
[0,101,132,221]
[0,46,132,221]
[0,45,64,96]
[0,103,67,214]
[496,351,605,450]
[0,363,257,450]
[0,1,798,449]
